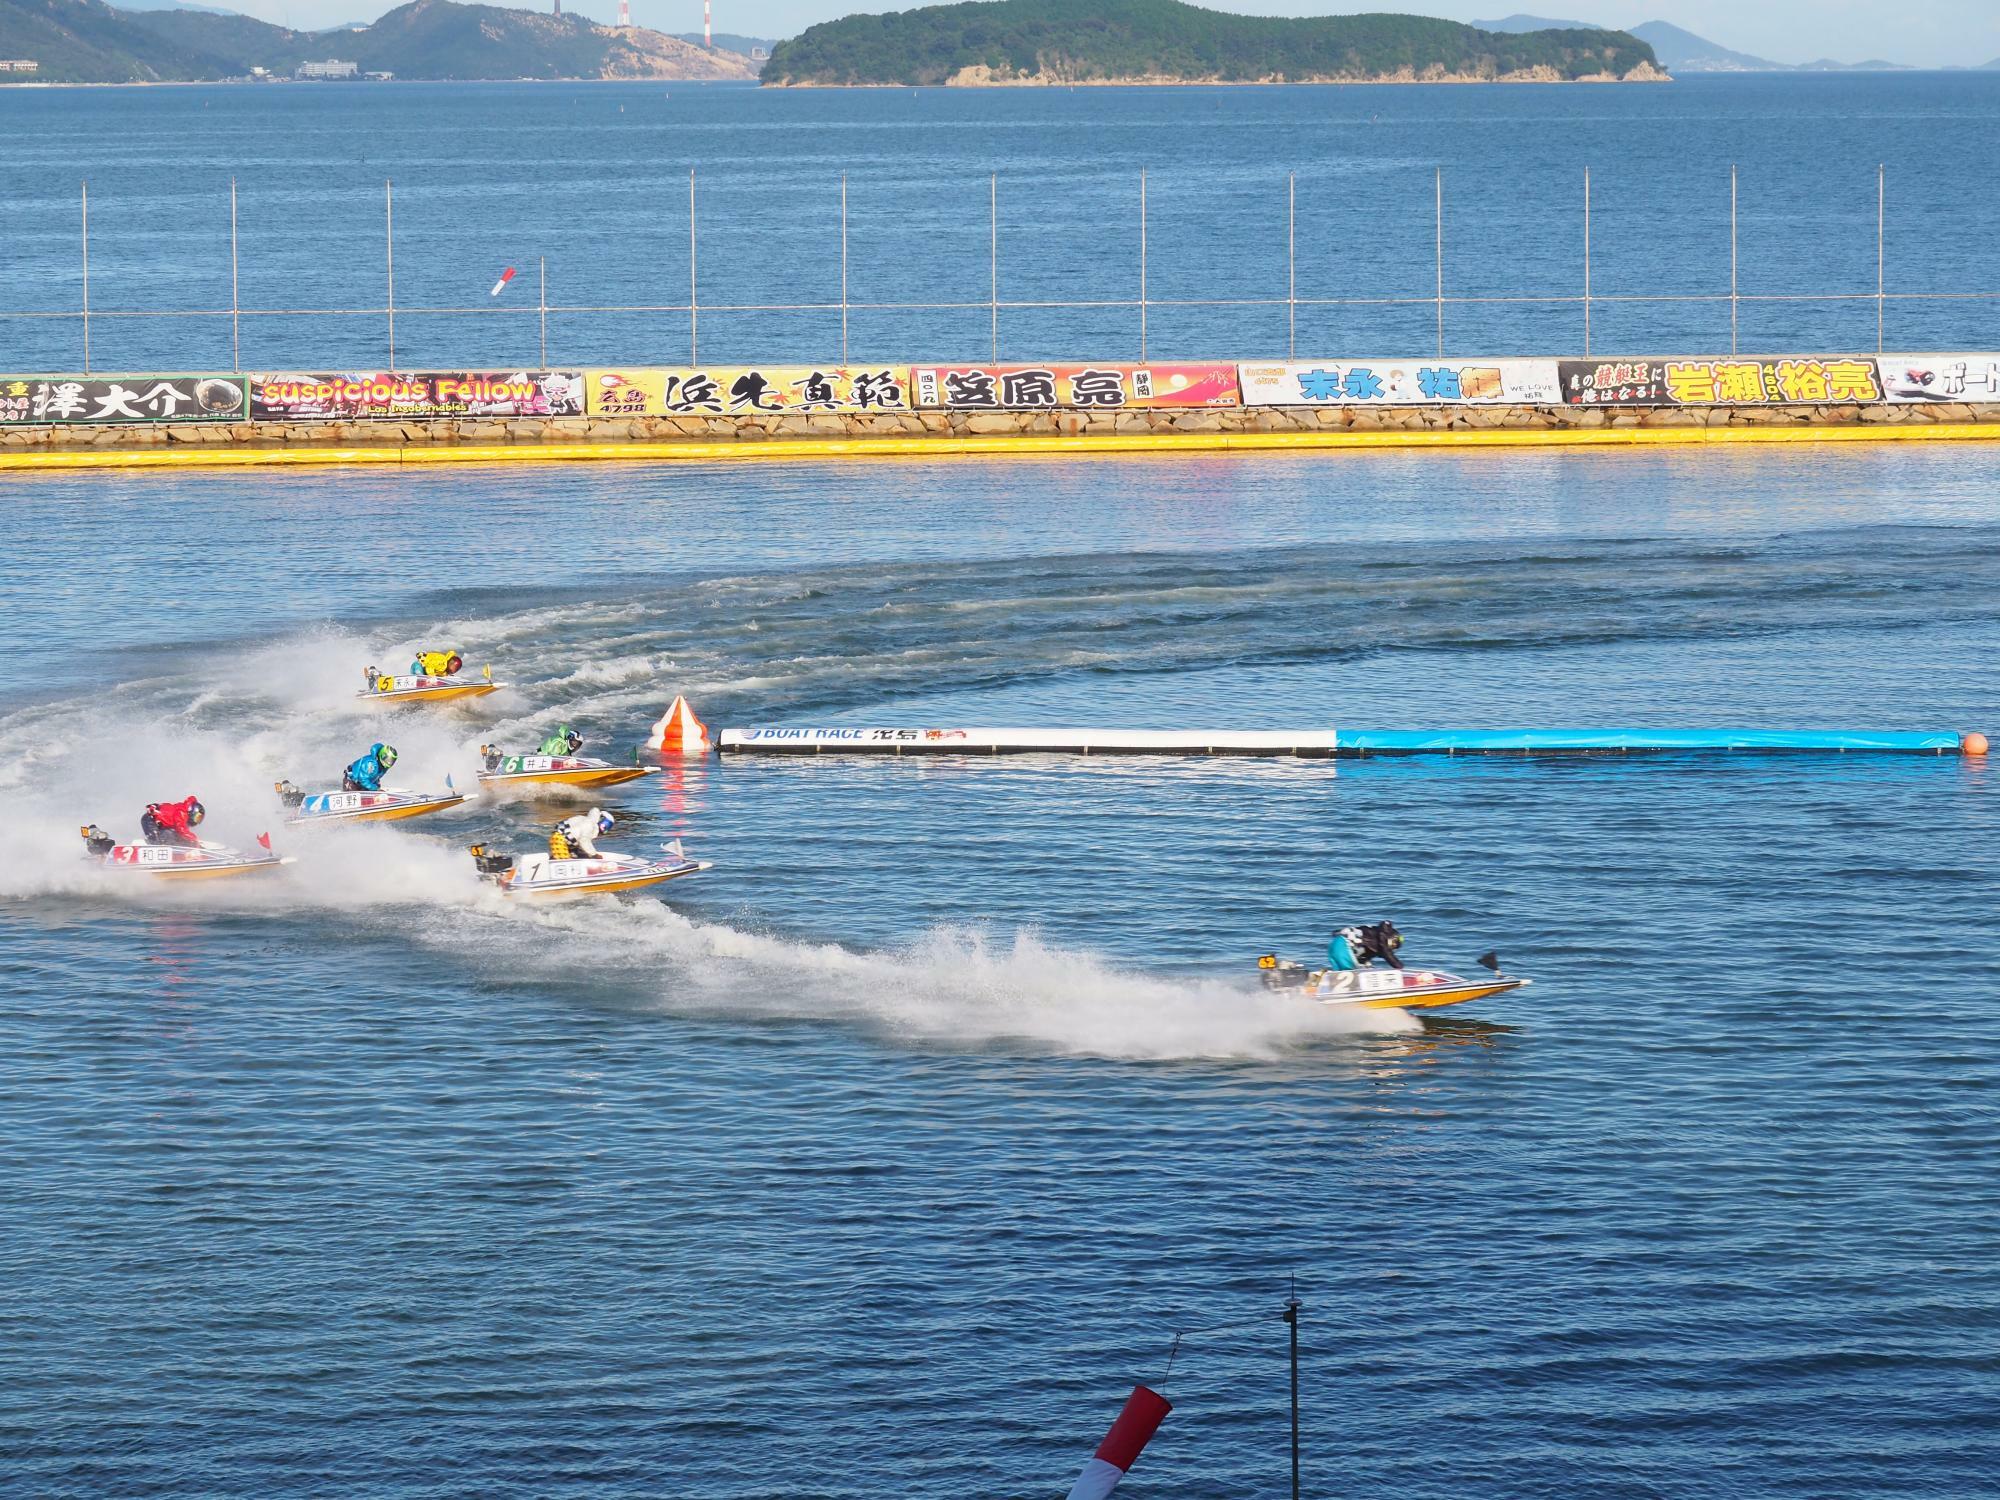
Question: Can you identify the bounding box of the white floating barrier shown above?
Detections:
[717,726,1343,756]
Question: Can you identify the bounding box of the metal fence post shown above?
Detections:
[1288,172,1297,361]
[1730,164,1738,356]
[689,168,699,365]
[1583,166,1592,358]
[384,178,396,369]
[840,173,849,364]
[1139,169,1148,363]
[1433,167,1444,358]
[230,177,240,374]
[539,255,547,367]
[80,180,90,374]
[996,175,1008,362]
[1876,163,1885,354]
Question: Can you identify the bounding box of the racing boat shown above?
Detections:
[1257,952,1531,1012]
[80,824,293,881]
[476,747,658,795]
[275,780,473,826]
[469,839,710,898]
[359,664,503,705]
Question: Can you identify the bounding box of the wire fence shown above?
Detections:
[10,165,1999,374]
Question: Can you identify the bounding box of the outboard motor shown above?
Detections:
[1257,954,1310,991]
[80,824,116,857]
[468,844,515,877]
[273,780,307,809]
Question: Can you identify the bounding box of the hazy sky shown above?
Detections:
[248,1,2000,70]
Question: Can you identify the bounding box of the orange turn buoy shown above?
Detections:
[1962,731,1990,757]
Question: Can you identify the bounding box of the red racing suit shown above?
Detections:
[144,797,202,846]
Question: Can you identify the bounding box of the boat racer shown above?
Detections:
[410,650,464,678]
[343,743,399,792]
[549,808,614,860]
[140,796,206,847]
[537,724,585,756]
[1329,920,1405,972]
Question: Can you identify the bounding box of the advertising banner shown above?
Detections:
[0,374,245,424]
[585,366,910,417]
[248,372,585,420]
[1876,354,2000,403]
[1557,357,1883,406]
[1238,360,1560,406]
[910,365,1240,410]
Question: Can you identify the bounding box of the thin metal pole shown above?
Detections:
[229,177,240,373]
[80,180,90,374]
[840,173,849,364]
[1434,167,1444,358]
[1583,166,1592,358]
[1730,164,1738,356]
[539,256,547,367]
[1288,172,1296,361]
[989,173,998,362]
[1877,163,1885,355]
[1139,169,1148,363]
[689,168,698,364]
[385,178,395,368]
[1285,1283,1301,1500]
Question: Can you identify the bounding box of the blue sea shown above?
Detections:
[4,76,2000,1498]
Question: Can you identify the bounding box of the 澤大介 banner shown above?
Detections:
[1556,357,1883,406]
[584,367,911,417]
[1237,360,1560,406]
[248,372,585,420]
[0,374,246,424]
[910,365,1240,409]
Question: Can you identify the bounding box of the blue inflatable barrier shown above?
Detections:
[1340,728,1970,756]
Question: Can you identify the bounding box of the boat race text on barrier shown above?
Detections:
[0,375,246,423]
[3,356,1998,423]
[585,368,910,416]
[1239,360,1561,406]
[1557,358,1883,407]
[911,365,1241,409]
[248,372,585,420]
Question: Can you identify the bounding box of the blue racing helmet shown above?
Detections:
[595,810,615,835]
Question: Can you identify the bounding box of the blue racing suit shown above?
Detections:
[343,746,391,792]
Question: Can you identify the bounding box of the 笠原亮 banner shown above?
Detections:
[585,367,912,417]
[249,372,586,420]
[0,375,246,424]
[910,365,1240,410]
[1875,354,2000,403]
[1238,360,1560,406]
[1557,358,1883,406]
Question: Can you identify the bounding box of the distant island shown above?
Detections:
[760,0,1667,88]
[0,0,760,83]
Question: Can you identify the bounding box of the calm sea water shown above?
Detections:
[0,71,1998,371]
[4,77,2000,1500]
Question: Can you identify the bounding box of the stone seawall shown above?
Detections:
[5,401,1999,452]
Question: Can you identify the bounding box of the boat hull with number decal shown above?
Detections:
[1258,956,1531,1012]
[358,672,504,706]
[278,783,473,826]
[471,841,710,898]
[476,753,658,794]
[85,836,293,881]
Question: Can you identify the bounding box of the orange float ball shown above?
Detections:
[1963,732,1990,757]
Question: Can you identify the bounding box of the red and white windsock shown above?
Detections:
[646,695,713,755]
[490,266,517,298]
[1066,1385,1172,1500]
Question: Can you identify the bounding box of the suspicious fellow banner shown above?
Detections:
[249,372,585,420]
[585,367,911,416]
[1876,354,2000,403]
[1556,358,1883,406]
[0,375,246,424]
[1238,360,1560,406]
[910,365,1240,410]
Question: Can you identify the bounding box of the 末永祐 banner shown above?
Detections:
[248,372,585,420]
[0,374,246,424]
[1556,357,1883,407]
[1237,360,1561,406]
[910,365,1241,410]
[1875,354,2000,403]
[585,367,911,417]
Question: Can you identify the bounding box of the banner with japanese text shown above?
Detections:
[1557,358,1883,406]
[1875,354,2000,403]
[910,365,1240,410]
[0,375,246,424]
[248,372,585,420]
[585,367,910,417]
[1238,360,1560,406]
